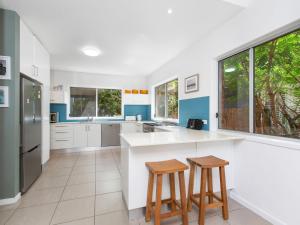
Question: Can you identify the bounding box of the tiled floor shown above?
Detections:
[0,148,272,225]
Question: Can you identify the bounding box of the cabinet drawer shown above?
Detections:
[51,139,73,149]
[52,130,73,139]
[53,125,72,131]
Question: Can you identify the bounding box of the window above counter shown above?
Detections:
[69,87,122,119]
[154,79,179,121]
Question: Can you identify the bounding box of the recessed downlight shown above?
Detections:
[167,8,173,14]
[82,46,101,57]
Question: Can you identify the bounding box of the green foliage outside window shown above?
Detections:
[255,29,300,138]
[98,89,122,117]
[155,79,178,119]
[219,29,300,139]
[70,87,122,118]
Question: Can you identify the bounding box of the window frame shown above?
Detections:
[152,78,179,122]
[217,27,300,139]
[68,86,124,120]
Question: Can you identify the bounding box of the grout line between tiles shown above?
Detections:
[51,216,94,225]
[48,150,80,225]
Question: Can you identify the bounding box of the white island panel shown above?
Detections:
[121,139,236,210]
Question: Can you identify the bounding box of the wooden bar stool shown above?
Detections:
[187,155,229,225]
[145,159,189,225]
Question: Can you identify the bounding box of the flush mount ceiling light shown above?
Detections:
[225,67,236,72]
[81,46,101,57]
[167,8,173,14]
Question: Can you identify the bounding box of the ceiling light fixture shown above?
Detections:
[167,8,173,14]
[82,46,101,57]
[225,67,236,73]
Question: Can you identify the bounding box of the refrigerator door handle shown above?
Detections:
[27,145,39,153]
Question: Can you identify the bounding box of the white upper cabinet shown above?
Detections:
[20,20,35,77]
[34,37,50,83]
[20,20,50,83]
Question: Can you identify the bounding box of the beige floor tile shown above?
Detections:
[75,159,95,166]
[52,217,94,225]
[33,175,69,190]
[19,187,64,208]
[6,203,57,225]
[96,163,118,172]
[62,183,96,200]
[95,158,115,164]
[189,215,230,225]
[227,208,272,225]
[51,197,95,224]
[95,210,129,225]
[54,160,77,168]
[72,165,95,175]
[227,198,244,212]
[0,210,14,225]
[43,167,73,177]
[96,179,121,195]
[95,192,124,215]
[96,170,120,181]
[67,173,96,185]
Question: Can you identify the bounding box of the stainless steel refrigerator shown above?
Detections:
[20,75,42,193]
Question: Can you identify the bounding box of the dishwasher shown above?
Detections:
[101,124,121,147]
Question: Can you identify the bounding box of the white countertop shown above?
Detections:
[120,126,243,147]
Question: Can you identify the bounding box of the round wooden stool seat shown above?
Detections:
[187,155,229,225]
[145,159,189,225]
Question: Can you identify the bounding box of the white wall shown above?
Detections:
[147,0,300,224]
[51,70,148,90]
[51,70,150,111]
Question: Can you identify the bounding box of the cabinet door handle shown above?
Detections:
[32,65,35,76]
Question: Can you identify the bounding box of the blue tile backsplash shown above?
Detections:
[51,97,209,129]
[50,103,68,122]
[124,105,151,121]
[50,103,151,122]
[179,96,209,130]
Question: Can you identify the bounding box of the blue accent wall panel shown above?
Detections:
[50,103,67,122]
[124,105,151,121]
[50,103,151,122]
[179,96,209,130]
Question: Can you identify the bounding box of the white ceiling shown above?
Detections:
[0,0,246,76]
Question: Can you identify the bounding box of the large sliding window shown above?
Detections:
[155,79,178,120]
[70,87,122,118]
[219,29,300,139]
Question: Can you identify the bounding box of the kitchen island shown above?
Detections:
[120,124,242,215]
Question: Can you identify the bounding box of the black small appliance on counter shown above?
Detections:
[187,119,204,130]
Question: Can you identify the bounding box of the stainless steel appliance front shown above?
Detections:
[20,75,42,193]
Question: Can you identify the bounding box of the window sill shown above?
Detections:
[217,129,300,151]
[67,116,124,121]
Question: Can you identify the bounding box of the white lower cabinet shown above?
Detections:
[87,124,101,147]
[51,123,102,150]
[73,124,88,148]
[51,124,73,150]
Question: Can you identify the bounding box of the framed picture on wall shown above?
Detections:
[185,74,199,93]
[0,86,9,107]
[0,56,11,80]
